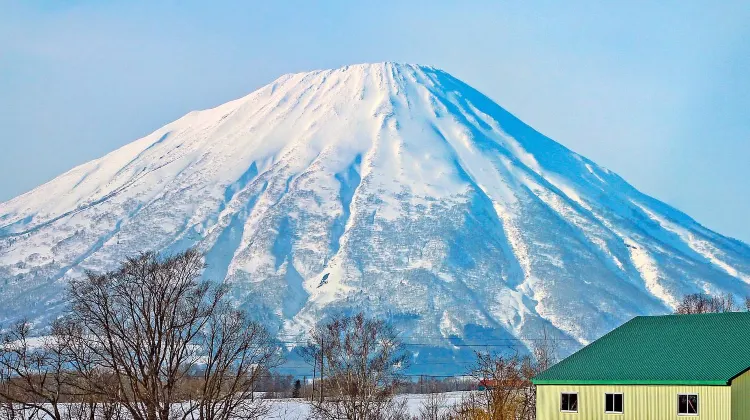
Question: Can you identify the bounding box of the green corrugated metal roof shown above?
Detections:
[533,312,750,385]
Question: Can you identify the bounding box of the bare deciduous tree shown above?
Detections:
[62,248,278,420]
[186,304,279,420]
[521,330,559,419]
[468,352,531,420]
[0,320,70,420]
[448,392,491,420]
[452,332,558,420]
[0,319,126,420]
[531,329,558,374]
[57,319,125,420]
[417,389,449,420]
[301,313,410,420]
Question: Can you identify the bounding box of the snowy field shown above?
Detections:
[263,392,469,419]
[4,393,472,420]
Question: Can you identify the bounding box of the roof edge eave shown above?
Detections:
[531,379,729,386]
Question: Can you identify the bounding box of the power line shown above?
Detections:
[273,340,565,348]
[274,333,577,342]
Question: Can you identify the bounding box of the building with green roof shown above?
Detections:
[533,312,750,419]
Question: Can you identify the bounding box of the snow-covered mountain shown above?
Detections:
[1,63,749,367]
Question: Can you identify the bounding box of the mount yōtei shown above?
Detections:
[1,63,748,360]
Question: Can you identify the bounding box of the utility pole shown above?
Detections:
[250,366,255,401]
[319,337,325,404]
[311,360,316,402]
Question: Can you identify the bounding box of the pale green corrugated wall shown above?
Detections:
[536,384,731,420]
[732,370,750,420]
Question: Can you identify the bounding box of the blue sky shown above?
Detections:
[1,1,749,242]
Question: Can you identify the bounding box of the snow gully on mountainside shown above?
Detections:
[0,63,748,372]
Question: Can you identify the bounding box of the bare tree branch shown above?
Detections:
[300,313,410,420]
[0,248,283,420]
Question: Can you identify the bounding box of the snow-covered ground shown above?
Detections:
[1,63,749,372]
[1,393,472,420]
[263,392,469,419]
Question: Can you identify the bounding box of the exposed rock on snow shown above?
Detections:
[1,63,749,369]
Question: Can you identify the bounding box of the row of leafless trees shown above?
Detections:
[0,250,280,420]
[19,247,745,419]
[0,247,566,420]
[675,292,750,314]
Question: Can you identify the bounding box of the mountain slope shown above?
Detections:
[1,63,748,365]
